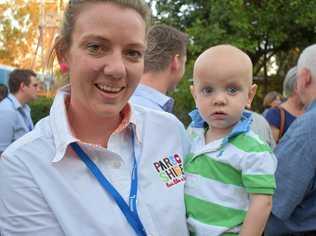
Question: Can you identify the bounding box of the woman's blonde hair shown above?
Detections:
[48,0,151,73]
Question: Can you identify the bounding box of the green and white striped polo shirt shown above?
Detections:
[184,128,277,236]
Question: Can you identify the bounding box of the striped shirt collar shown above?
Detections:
[189,110,253,156]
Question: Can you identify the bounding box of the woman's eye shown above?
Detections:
[126,49,143,61]
[201,87,213,96]
[227,87,239,95]
[87,43,103,55]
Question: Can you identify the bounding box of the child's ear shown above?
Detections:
[246,84,257,109]
[190,84,196,100]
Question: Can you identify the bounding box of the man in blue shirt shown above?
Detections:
[265,44,316,235]
[130,24,188,113]
[0,69,38,154]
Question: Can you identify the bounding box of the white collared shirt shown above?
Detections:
[0,86,190,236]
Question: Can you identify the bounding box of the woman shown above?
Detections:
[0,1,190,235]
[264,67,305,143]
[262,91,282,117]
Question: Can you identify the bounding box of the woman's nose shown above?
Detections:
[103,51,127,80]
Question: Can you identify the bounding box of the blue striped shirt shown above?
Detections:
[0,94,33,153]
[130,84,174,113]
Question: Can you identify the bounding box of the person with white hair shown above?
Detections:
[264,67,305,143]
[265,44,316,235]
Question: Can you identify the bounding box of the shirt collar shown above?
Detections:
[50,85,141,163]
[188,108,253,148]
[113,102,142,144]
[134,84,174,112]
[7,93,23,109]
[188,109,205,128]
[221,111,252,146]
[306,99,316,112]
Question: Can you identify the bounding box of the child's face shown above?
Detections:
[191,68,255,134]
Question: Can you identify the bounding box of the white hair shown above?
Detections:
[297,44,316,78]
[283,66,297,97]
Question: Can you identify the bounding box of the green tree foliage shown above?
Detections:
[29,96,53,125]
[148,0,316,124]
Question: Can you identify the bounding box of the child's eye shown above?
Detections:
[201,87,213,96]
[226,87,239,95]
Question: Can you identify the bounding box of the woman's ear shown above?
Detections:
[55,37,69,68]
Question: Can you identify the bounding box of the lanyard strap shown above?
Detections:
[129,131,138,213]
[70,136,146,236]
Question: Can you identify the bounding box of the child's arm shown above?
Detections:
[239,194,272,236]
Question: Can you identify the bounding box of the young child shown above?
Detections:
[185,44,277,236]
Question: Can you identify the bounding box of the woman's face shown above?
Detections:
[63,2,146,118]
[271,96,282,108]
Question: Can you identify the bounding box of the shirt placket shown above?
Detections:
[18,107,33,131]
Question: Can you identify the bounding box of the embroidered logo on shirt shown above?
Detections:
[153,154,185,188]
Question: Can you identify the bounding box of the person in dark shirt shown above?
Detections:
[264,67,304,143]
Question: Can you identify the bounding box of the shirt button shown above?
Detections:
[112,160,121,169]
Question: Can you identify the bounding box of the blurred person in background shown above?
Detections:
[0,69,38,154]
[130,24,188,113]
[262,91,282,116]
[0,84,8,101]
[264,67,304,143]
[249,110,276,148]
[243,84,276,149]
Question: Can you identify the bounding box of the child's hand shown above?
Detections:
[239,194,272,236]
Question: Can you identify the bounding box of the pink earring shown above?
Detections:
[60,63,69,73]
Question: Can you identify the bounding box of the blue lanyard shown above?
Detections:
[70,128,146,236]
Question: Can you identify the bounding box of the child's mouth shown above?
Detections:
[212,112,227,119]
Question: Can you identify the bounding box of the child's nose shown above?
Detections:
[212,92,227,105]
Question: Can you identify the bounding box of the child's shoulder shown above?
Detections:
[229,130,272,154]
